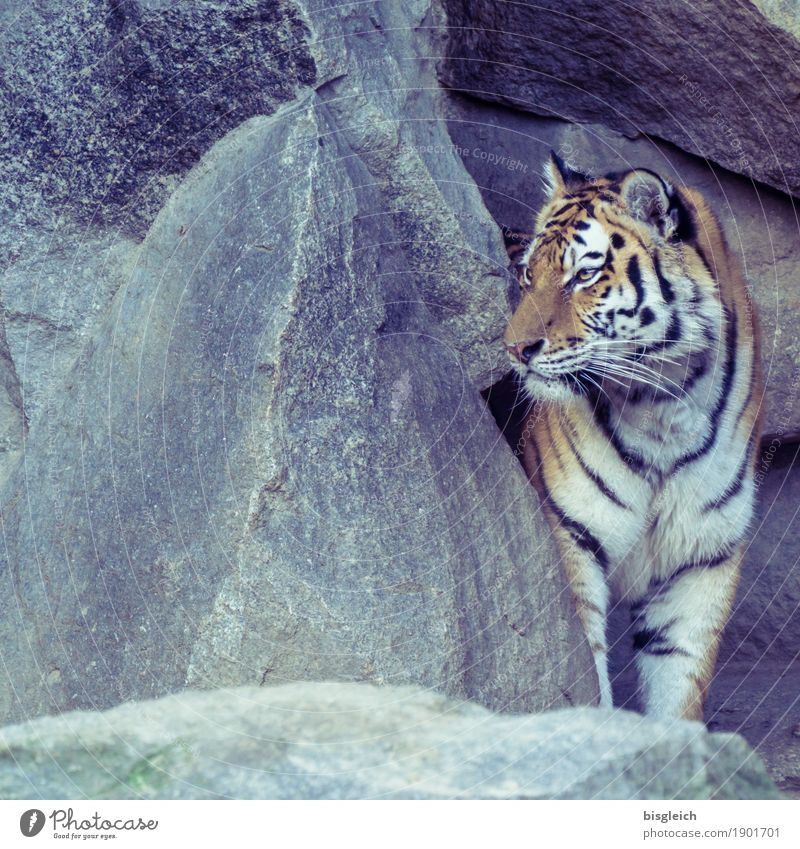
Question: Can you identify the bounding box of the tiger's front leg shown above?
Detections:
[550,521,613,708]
[630,547,742,720]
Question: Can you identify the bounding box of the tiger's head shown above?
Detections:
[504,152,720,402]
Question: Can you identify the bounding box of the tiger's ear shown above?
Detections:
[620,169,678,239]
[543,150,588,198]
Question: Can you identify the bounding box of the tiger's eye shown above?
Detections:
[576,268,596,282]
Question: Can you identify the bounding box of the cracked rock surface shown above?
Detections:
[0,0,597,725]
[0,682,783,799]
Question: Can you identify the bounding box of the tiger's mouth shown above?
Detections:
[520,357,595,385]
[512,362,590,402]
[508,331,690,402]
[524,344,692,404]
[513,342,663,400]
[517,341,654,379]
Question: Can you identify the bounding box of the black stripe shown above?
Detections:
[671,305,738,474]
[637,385,679,405]
[733,347,757,431]
[734,384,754,431]
[561,422,631,510]
[627,254,644,311]
[703,474,743,513]
[583,250,603,259]
[544,495,610,571]
[632,625,689,657]
[650,551,733,595]
[701,435,754,512]
[573,233,586,246]
[695,243,715,279]
[593,396,646,474]
[701,321,718,346]
[643,310,682,354]
[575,220,591,231]
[653,252,675,304]
[664,311,683,348]
[682,353,708,393]
[611,233,625,249]
[532,445,610,571]
[639,644,690,657]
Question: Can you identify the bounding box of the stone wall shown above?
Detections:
[0,0,597,726]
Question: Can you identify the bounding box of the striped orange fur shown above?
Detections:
[505,153,763,720]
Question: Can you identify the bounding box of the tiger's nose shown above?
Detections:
[506,338,546,365]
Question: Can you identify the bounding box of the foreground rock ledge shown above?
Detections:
[0,682,781,800]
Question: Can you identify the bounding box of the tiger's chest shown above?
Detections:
[530,388,753,600]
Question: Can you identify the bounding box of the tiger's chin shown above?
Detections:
[519,370,580,403]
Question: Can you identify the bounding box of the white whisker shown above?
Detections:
[579,371,611,402]
[584,340,686,368]
[593,353,689,395]
[586,355,687,398]
[587,361,686,405]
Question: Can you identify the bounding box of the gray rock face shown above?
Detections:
[0,0,322,454]
[0,0,597,725]
[0,0,316,240]
[0,682,782,799]
[0,324,24,480]
[439,0,800,197]
[0,231,141,434]
[721,444,800,666]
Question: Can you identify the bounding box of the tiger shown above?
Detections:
[503,152,762,721]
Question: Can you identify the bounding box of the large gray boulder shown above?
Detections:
[0,0,597,724]
[722,445,800,667]
[439,0,800,197]
[0,682,782,799]
[0,0,316,240]
[0,0,321,468]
